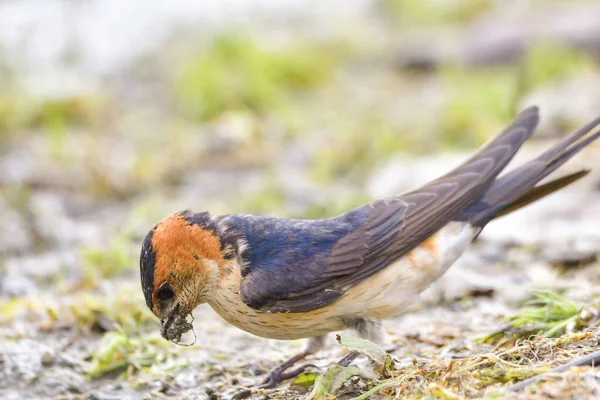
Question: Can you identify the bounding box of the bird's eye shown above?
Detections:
[157,284,174,301]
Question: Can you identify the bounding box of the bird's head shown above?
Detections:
[139,210,236,344]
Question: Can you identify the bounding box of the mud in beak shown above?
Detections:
[160,305,196,346]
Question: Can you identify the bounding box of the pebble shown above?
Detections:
[40,351,55,367]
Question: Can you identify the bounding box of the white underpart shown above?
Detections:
[334,222,479,319]
[437,222,480,271]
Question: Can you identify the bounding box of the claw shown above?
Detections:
[255,350,315,388]
[257,363,317,388]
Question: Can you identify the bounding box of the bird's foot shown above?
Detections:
[337,351,359,367]
[257,362,317,388]
[255,350,316,388]
[255,351,361,388]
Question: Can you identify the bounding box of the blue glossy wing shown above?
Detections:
[231,108,539,312]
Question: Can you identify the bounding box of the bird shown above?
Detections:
[139,107,600,388]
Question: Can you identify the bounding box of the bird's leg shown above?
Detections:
[338,351,359,366]
[339,318,385,366]
[257,351,313,388]
[257,335,326,388]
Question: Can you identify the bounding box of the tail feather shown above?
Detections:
[494,170,590,219]
[465,118,600,226]
[538,116,600,162]
[545,130,600,172]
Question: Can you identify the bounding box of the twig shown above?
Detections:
[507,349,600,392]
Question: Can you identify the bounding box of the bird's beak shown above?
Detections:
[159,303,195,345]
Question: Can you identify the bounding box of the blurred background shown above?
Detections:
[1,1,600,399]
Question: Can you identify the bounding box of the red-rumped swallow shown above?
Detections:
[140,107,600,387]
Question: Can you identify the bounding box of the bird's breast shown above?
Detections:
[209,265,346,340]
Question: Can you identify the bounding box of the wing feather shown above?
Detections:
[237,108,540,312]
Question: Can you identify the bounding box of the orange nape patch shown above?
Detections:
[150,213,224,314]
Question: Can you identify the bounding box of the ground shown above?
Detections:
[1,1,600,399]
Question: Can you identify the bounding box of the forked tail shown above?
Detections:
[464,115,600,226]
